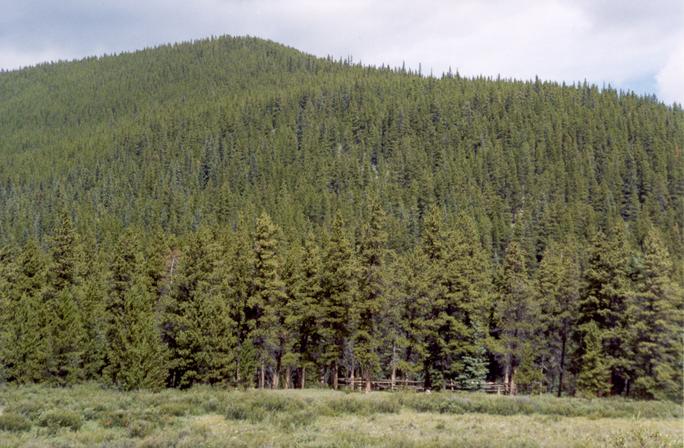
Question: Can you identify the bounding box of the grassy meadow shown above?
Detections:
[0,385,681,447]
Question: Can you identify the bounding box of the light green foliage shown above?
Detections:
[0,385,680,447]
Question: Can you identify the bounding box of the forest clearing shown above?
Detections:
[0,385,681,447]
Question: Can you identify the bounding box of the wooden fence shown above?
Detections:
[337,378,510,394]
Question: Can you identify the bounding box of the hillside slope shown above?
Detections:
[0,36,682,398]
[0,36,681,259]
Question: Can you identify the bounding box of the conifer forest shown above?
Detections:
[0,36,682,402]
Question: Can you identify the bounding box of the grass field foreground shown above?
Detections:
[0,384,681,447]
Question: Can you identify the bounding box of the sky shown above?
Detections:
[1,0,683,104]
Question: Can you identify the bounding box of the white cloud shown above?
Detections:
[656,37,684,105]
[0,0,682,103]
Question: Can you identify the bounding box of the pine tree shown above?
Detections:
[394,248,432,385]
[576,322,611,397]
[163,229,214,387]
[104,230,144,386]
[629,228,683,400]
[77,259,108,380]
[49,212,81,291]
[223,220,257,387]
[179,285,237,385]
[250,212,287,388]
[46,289,86,385]
[0,242,50,383]
[109,272,168,390]
[283,233,323,388]
[416,205,448,390]
[578,226,633,395]
[45,214,86,385]
[320,212,357,389]
[354,200,389,392]
[443,214,493,389]
[535,239,581,396]
[494,240,537,395]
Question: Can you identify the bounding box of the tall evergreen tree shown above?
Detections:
[45,213,86,385]
[163,229,214,387]
[354,199,389,392]
[0,241,50,383]
[578,226,633,395]
[576,322,611,397]
[535,239,581,396]
[628,228,683,400]
[493,240,537,394]
[416,205,449,390]
[283,233,323,388]
[320,212,358,389]
[249,212,287,388]
[108,271,168,390]
[443,214,493,389]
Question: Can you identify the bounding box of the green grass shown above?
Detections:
[0,384,681,447]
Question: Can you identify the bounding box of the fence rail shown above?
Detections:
[337,378,510,394]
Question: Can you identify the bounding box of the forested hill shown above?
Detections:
[0,36,682,399]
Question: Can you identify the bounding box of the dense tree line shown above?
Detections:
[0,36,682,399]
[0,207,681,400]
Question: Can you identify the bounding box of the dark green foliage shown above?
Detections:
[578,227,634,395]
[320,212,358,388]
[577,322,612,397]
[0,36,681,397]
[493,241,537,394]
[354,199,390,391]
[45,288,86,385]
[0,241,50,383]
[108,272,168,391]
[250,212,287,388]
[628,228,683,400]
[535,239,581,396]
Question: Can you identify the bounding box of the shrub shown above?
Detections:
[275,408,318,430]
[38,410,82,432]
[0,413,32,432]
[159,401,192,417]
[7,400,43,419]
[224,402,266,422]
[322,395,400,416]
[128,419,156,438]
[99,410,131,428]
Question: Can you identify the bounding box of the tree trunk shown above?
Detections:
[350,363,355,391]
[300,366,306,389]
[504,359,510,395]
[423,360,432,391]
[259,364,265,389]
[284,366,291,389]
[272,355,281,389]
[364,368,371,393]
[332,362,339,390]
[390,343,397,391]
[510,366,517,396]
[557,332,567,397]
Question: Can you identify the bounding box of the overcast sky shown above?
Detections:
[1,0,683,104]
